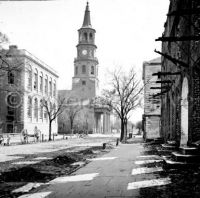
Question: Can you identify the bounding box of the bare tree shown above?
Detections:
[103,68,143,143]
[0,34,25,95]
[42,97,66,141]
[64,98,82,135]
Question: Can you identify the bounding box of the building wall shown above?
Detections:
[142,58,161,140]
[0,46,58,137]
[0,48,25,133]
[58,100,95,134]
[161,0,200,145]
[23,54,58,137]
[144,116,160,139]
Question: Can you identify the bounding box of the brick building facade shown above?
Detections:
[142,57,161,141]
[0,45,58,138]
[158,0,200,146]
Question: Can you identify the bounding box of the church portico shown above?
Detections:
[94,107,111,134]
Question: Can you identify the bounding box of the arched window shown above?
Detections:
[39,72,43,93]
[53,103,56,122]
[89,33,93,41]
[34,98,38,120]
[75,66,78,75]
[34,69,38,91]
[45,75,48,95]
[40,99,43,120]
[50,102,53,115]
[84,32,87,41]
[44,106,47,120]
[49,78,52,96]
[8,71,14,84]
[91,66,94,75]
[82,80,86,85]
[82,65,86,74]
[27,65,32,89]
[53,81,56,97]
[27,97,32,118]
[53,103,56,111]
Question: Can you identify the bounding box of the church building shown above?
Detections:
[58,2,111,134]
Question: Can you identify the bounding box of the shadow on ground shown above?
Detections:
[0,145,114,198]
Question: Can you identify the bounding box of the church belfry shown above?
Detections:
[72,2,99,100]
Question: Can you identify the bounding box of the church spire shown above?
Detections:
[82,2,92,27]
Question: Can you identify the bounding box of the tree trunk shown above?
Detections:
[49,120,52,141]
[120,117,128,143]
[124,120,128,143]
[120,118,124,142]
[70,119,74,135]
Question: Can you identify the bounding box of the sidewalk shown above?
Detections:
[20,141,171,198]
[7,138,200,198]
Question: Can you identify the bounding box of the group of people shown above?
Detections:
[0,126,41,146]
[21,126,40,144]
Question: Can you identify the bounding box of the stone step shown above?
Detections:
[163,159,192,169]
[165,159,187,165]
[161,143,177,151]
[167,140,177,146]
[190,140,200,148]
[161,155,171,161]
[179,146,199,155]
[172,151,200,163]
[154,138,164,144]
[145,138,163,145]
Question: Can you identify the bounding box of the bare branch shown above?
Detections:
[102,67,145,142]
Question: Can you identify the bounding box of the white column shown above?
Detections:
[100,114,103,133]
[103,113,106,134]
[107,113,111,133]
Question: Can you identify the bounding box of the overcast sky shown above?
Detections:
[0,0,170,123]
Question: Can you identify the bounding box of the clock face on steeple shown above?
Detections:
[82,49,88,55]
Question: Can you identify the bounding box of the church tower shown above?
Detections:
[72,2,99,100]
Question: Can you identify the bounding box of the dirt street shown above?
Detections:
[0,135,117,198]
